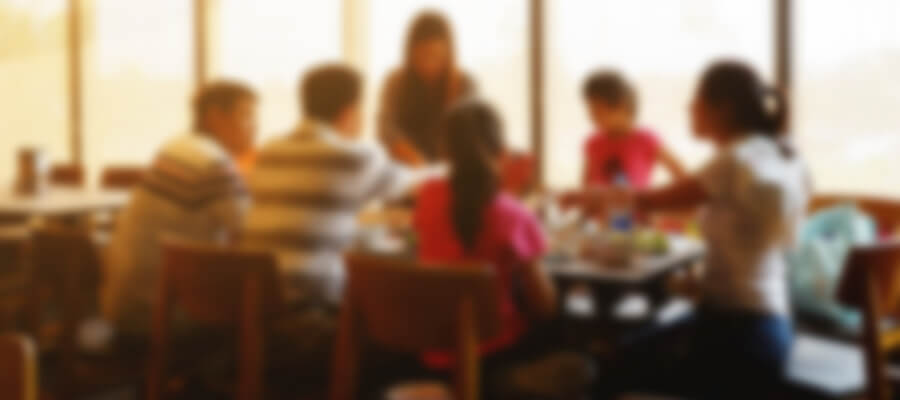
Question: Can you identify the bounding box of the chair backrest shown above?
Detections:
[837,240,900,316]
[31,227,102,300]
[344,253,501,352]
[150,239,283,400]
[101,166,144,190]
[0,334,37,400]
[160,238,283,325]
[49,164,84,188]
[0,227,29,276]
[812,194,900,234]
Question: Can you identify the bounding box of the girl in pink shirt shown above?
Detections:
[582,71,686,188]
[414,100,557,369]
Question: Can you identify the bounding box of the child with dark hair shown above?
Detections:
[413,100,594,397]
[582,70,685,188]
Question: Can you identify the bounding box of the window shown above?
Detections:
[364,0,531,151]
[213,0,342,141]
[81,0,193,183]
[544,0,773,188]
[795,0,900,196]
[0,0,68,185]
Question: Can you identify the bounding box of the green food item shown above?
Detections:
[633,230,669,254]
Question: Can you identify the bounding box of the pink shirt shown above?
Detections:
[584,128,661,188]
[414,179,547,367]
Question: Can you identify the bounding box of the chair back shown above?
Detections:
[345,254,501,351]
[0,334,38,400]
[159,238,283,325]
[28,227,102,350]
[49,164,84,188]
[837,241,900,317]
[811,194,900,234]
[836,240,900,400]
[332,253,501,400]
[101,166,144,190]
[148,239,283,400]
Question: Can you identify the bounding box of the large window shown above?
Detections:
[213,0,342,142]
[0,0,68,186]
[795,0,900,197]
[364,0,531,151]
[81,0,193,183]
[544,0,773,188]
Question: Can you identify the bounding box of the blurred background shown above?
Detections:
[1,0,898,192]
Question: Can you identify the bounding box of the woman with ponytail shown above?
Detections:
[413,100,557,373]
[568,60,810,399]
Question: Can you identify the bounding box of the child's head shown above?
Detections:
[192,80,258,158]
[300,64,363,138]
[691,60,788,146]
[439,100,505,252]
[582,71,638,135]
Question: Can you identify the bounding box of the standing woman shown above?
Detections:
[378,11,476,165]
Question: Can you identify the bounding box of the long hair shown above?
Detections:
[440,101,504,253]
[398,11,459,158]
[697,60,792,156]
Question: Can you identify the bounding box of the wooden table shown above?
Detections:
[545,235,705,316]
[0,188,130,220]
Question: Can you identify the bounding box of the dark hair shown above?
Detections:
[300,64,362,122]
[697,60,790,154]
[404,11,456,77]
[440,100,504,253]
[192,80,256,132]
[582,70,638,114]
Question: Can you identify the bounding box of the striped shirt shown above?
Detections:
[243,120,414,305]
[102,134,247,325]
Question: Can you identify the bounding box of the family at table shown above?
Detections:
[98,11,809,399]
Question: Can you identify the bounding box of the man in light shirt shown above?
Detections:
[244,64,432,307]
[103,81,256,334]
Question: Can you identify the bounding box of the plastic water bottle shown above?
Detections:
[608,172,633,232]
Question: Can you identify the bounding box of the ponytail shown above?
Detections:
[440,101,504,253]
[698,60,793,157]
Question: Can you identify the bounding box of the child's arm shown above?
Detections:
[561,177,707,215]
[635,178,707,213]
[657,145,688,181]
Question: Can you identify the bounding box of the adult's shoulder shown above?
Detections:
[156,134,234,172]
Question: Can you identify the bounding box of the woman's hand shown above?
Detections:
[389,138,426,166]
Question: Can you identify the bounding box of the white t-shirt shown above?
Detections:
[698,134,810,316]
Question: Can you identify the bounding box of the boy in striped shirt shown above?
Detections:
[103,81,256,332]
[244,64,424,307]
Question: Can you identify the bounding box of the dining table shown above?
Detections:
[0,187,130,222]
[545,235,705,312]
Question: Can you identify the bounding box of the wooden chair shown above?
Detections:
[836,240,900,400]
[0,334,38,400]
[0,227,31,330]
[147,238,283,400]
[100,165,144,190]
[331,254,501,400]
[26,226,144,399]
[27,227,102,351]
[49,164,84,188]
